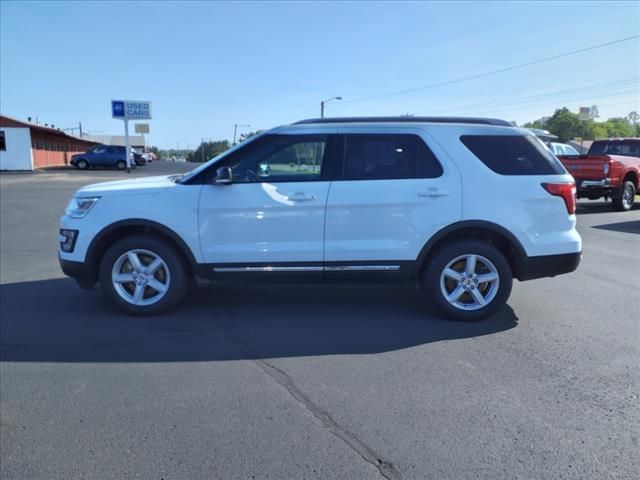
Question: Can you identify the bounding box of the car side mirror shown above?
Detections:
[214,167,233,185]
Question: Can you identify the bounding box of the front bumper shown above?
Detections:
[516,251,582,281]
[59,257,97,289]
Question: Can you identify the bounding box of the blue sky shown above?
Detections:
[1,1,638,149]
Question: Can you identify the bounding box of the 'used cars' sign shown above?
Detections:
[111,100,152,120]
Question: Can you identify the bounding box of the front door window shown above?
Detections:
[224,135,328,183]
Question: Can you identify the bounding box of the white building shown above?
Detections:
[1,115,97,171]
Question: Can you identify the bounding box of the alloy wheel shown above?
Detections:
[440,254,500,311]
[111,249,171,306]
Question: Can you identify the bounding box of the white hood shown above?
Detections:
[77,175,179,196]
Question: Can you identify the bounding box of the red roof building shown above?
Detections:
[0,114,98,170]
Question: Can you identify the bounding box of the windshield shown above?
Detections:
[179,131,268,183]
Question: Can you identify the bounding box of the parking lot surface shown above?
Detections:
[1,163,639,479]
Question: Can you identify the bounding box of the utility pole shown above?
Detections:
[78,121,83,138]
[201,138,205,163]
[233,123,250,145]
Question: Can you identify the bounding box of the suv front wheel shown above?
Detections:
[99,235,189,315]
[424,239,513,321]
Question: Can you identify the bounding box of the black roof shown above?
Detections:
[294,116,512,126]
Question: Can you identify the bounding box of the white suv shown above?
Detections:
[59,117,582,321]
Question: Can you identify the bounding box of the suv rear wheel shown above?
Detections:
[99,235,189,315]
[612,181,635,211]
[116,160,127,170]
[424,239,513,321]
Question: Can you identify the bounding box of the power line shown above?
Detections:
[325,78,638,118]
[341,34,640,104]
[428,80,639,115]
[449,90,638,117]
[283,104,322,123]
[432,78,638,113]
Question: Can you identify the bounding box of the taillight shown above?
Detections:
[542,182,576,214]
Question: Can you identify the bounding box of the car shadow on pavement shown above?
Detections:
[0,278,518,363]
[576,201,640,215]
[592,220,640,234]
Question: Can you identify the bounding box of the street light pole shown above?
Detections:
[320,96,342,118]
[233,123,250,145]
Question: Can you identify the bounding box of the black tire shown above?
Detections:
[612,181,635,211]
[99,234,189,315]
[76,159,89,170]
[116,160,127,170]
[423,239,513,322]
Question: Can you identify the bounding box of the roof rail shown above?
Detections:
[294,116,513,126]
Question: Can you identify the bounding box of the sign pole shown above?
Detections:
[112,100,151,173]
[124,119,131,173]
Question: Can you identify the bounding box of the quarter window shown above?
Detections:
[342,134,443,180]
[0,131,6,151]
[460,135,565,175]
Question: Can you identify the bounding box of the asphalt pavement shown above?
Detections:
[1,163,638,479]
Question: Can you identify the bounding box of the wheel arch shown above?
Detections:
[84,219,198,282]
[415,220,528,280]
[623,170,638,188]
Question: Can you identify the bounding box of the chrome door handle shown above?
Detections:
[418,188,450,198]
[285,192,315,202]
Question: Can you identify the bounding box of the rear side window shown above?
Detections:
[343,134,443,180]
[460,135,565,175]
[589,140,640,158]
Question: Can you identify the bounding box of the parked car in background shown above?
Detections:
[557,138,640,211]
[59,117,581,321]
[528,128,557,143]
[131,149,146,166]
[71,145,135,170]
[548,142,580,156]
[528,129,581,156]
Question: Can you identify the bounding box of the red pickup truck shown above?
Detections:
[557,138,639,211]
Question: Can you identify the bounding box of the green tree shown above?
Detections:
[545,108,582,142]
[157,149,193,160]
[525,108,640,141]
[603,118,635,138]
[238,130,264,143]
[189,140,230,163]
[523,118,548,130]
[628,111,640,136]
[583,120,607,140]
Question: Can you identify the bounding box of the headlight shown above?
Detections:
[65,197,100,218]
